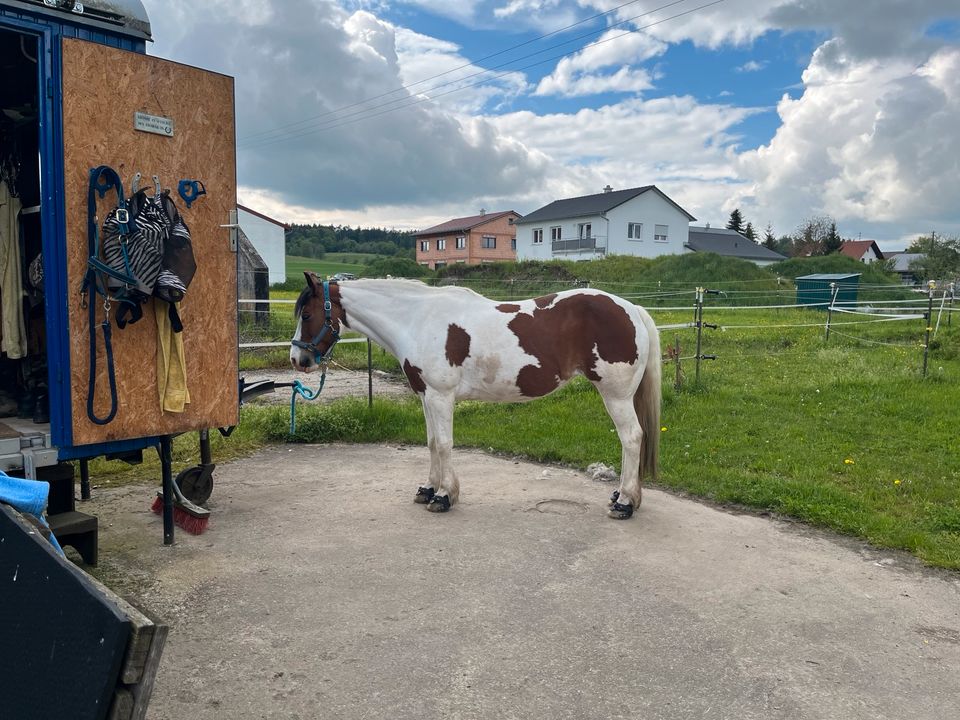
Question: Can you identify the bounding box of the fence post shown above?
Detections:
[694,287,704,384]
[824,282,839,343]
[923,281,935,377]
[367,338,373,409]
[949,282,955,327]
[674,335,682,390]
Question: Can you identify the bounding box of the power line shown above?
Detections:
[240,0,727,150]
[239,0,694,148]
[238,0,666,144]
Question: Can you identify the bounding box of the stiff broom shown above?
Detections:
[150,481,210,535]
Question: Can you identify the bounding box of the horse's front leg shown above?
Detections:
[413,396,442,504]
[422,390,459,513]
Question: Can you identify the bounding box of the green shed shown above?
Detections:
[795,273,861,308]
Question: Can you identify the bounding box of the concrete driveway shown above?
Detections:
[87,444,960,720]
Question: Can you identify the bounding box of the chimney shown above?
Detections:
[602,185,613,193]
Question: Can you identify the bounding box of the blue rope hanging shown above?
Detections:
[289,374,326,435]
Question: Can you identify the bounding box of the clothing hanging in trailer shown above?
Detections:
[0,178,27,359]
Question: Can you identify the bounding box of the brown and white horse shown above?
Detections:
[290,273,661,519]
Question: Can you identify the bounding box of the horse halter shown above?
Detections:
[292,280,341,364]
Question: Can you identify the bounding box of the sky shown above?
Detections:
[141,0,960,250]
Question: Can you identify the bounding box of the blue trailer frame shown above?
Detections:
[1,3,159,461]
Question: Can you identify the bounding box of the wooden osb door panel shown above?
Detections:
[61,38,238,445]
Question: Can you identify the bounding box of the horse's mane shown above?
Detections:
[351,278,474,292]
[295,278,485,314]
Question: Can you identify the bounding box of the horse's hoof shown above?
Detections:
[608,490,620,507]
[426,494,451,513]
[607,501,634,520]
[414,486,435,504]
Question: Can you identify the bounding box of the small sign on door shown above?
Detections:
[134,111,174,137]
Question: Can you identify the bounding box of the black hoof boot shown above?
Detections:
[608,490,620,507]
[607,501,634,520]
[414,486,435,504]
[426,494,451,513]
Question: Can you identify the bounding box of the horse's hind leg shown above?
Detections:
[598,390,643,519]
[414,397,442,504]
[422,390,459,513]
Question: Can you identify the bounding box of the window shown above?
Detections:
[628,222,643,240]
[456,236,466,249]
[434,261,446,269]
[437,239,446,251]
[533,228,544,244]
[654,224,668,242]
[550,226,562,241]
[482,236,496,249]
[511,238,516,251]
[578,223,592,239]
[419,240,430,252]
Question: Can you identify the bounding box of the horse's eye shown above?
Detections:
[302,313,311,321]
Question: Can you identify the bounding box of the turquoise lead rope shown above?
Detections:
[289,375,326,435]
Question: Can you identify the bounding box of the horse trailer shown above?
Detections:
[1,0,239,550]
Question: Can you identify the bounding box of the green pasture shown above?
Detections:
[238,301,960,570]
[282,254,373,285]
[110,268,960,570]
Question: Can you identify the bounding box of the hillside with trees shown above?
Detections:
[285,224,416,259]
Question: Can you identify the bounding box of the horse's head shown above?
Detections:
[290,272,345,372]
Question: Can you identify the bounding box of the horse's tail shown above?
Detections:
[634,309,661,481]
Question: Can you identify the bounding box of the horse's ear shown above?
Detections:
[304,271,320,293]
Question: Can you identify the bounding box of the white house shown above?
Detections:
[238,204,287,285]
[515,185,695,261]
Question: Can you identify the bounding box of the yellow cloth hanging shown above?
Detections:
[155,301,190,413]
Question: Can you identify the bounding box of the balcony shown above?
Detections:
[551,235,607,255]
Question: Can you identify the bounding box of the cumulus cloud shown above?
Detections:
[487,95,756,215]
[736,60,766,72]
[585,0,958,59]
[767,0,960,59]
[142,0,960,241]
[143,0,548,214]
[493,0,580,30]
[735,41,960,239]
[394,28,528,113]
[535,29,666,95]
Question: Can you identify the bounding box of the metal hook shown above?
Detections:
[130,172,142,195]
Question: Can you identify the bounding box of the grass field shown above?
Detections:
[283,254,373,284]
[170,267,960,569]
[239,300,960,570]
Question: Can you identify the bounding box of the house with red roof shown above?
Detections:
[416,210,520,269]
[839,239,883,264]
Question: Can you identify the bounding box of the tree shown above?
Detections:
[762,223,777,250]
[363,256,430,278]
[823,222,842,254]
[793,215,836,256]
[906,234,960,282]
[744,222,756,242]
[726,208,745,234]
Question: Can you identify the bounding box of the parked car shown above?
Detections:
[329,272,357,281]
